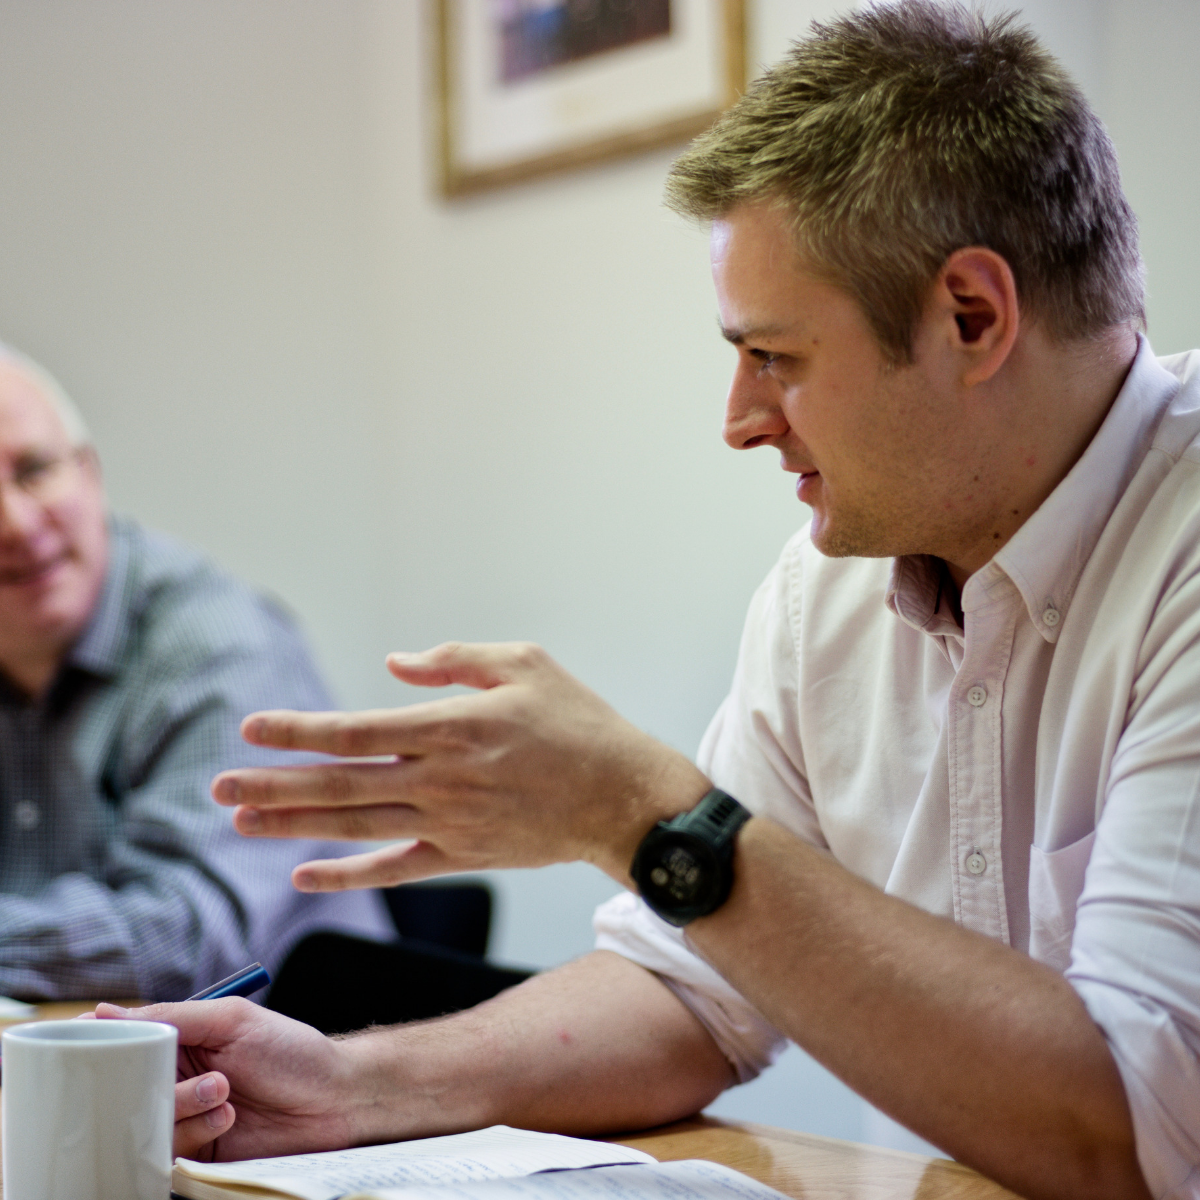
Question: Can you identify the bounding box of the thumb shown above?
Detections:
[95,998,254,1047]
[294,841,454,891]
[386,641,546,691]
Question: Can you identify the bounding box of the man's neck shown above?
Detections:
[0,648,65,700]
[943,324,1140,589]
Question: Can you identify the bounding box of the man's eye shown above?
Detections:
[751,350,780,373]
[14,459,54,486]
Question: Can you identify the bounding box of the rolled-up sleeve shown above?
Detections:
[1068,570,1200,1199]
[594,892,785,1081]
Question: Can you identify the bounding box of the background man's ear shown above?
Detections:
[938,247,1020,386]
[78,444,105,486]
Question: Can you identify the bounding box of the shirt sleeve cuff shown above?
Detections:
[1072,974,1200,1199]
[593,891,786,1083]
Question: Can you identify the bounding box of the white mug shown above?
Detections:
[2,1018,177,1200]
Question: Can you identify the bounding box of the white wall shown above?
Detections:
[0,0,1195,1154]
[1102,0,1200,356]
[0,1,392,706]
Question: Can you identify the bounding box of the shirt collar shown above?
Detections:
[66,517,136,679]
[887,337,1181,642]
[886,555,963,639]
[990,337,1180,641]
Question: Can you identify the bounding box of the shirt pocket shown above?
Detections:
[1028,831,1097,973]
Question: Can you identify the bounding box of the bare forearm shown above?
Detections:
[208,641,1147,1195]
[341,950,734,1145]
[688,818,1148,1200]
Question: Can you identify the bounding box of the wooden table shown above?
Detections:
[616,1118,1019,1200]
[0,1003,1018,1200]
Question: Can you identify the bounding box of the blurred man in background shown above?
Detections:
[0,343,392,1000]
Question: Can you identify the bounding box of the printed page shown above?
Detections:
[346,1159,788,1200]
[173,1126,657,1200]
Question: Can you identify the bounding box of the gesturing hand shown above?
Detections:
[211,641,709,891]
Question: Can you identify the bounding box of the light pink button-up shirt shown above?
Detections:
[596,339,1200,1198]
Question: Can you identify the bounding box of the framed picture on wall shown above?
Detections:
[436,0,746,196]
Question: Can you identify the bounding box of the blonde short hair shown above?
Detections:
[665,1,1144,363]
[0,343,92,447]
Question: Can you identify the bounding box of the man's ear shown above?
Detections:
[933,247,1020,387]
[78,444,104,488]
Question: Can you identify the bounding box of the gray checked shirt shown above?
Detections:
[0,516,391,1001]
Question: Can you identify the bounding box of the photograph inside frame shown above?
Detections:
[495,0,673,83]
[440,0,743,195]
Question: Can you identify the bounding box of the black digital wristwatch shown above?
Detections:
[630,788,752,927]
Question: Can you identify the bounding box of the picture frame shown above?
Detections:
[436,0,746,197]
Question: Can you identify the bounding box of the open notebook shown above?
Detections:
[171,1125,787,1200]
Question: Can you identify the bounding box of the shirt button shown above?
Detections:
[967,685,987,707]
[13,801,40,830]
[966,851,987,875]
[1042,605,1061,628]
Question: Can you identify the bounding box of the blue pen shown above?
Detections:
[0,968,263,1075]
[187,962,271,1001]
[0,966,270,1076]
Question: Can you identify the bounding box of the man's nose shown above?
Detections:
[0,480,44,540]
[722,357,789,450]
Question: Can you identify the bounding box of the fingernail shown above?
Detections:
[242,716,266,742]
[196,1076,218,1104]
[105,1005,130,1016]
[205,1105,229,1129]
[238,808,261,833]
[293,870,315,891]
[212,776,238,804]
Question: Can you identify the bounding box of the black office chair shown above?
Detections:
[266,881,532,1035]
[381,880,493,959]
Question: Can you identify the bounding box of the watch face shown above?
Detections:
[650,845,704,902]
[635,829,722,924]
[632,789,749,927]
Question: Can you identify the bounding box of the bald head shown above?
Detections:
[0,344,91,447]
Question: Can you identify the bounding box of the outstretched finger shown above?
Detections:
[237,708,429,758]
[386,641,551,691]
[233,801,428,842]
[233,689,502,760]
[212,760,415,810]
[292,840,453,892]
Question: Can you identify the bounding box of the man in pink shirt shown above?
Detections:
[115,5,1198,1198]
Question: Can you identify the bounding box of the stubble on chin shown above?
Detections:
[808,504,900,561]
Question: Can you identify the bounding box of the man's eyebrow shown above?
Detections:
[718,320,793,345]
